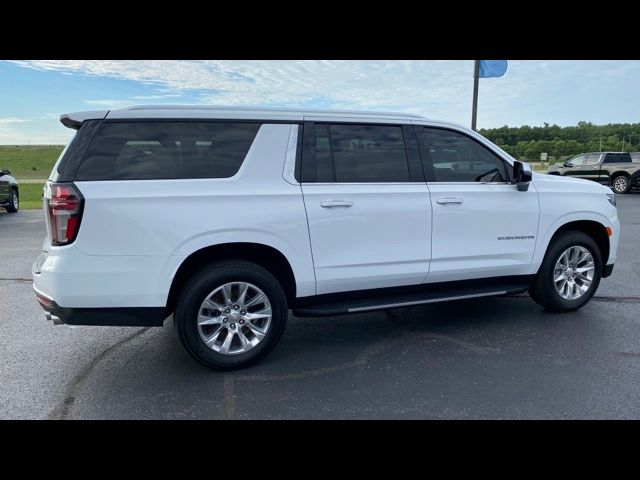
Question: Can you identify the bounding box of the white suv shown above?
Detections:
[33,106,620,369]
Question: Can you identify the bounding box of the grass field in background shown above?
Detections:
[17,183,45,210]
[0,145,63,180]
[1,145,552,210]
[0,145,60,209]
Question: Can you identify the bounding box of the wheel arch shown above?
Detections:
[166,242,297,315]
[543,220,610,274]
[610,170,631,179]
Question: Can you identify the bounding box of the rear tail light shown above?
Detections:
[44,182,84,246]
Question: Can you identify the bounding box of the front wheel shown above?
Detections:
[529,231,602,312]
[611,175,630,194]
[5,189,18,213]
[174,260,288,370]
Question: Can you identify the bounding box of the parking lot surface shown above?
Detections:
[1,193,639,419]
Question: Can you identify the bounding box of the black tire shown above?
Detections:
[611,175,630,194]
[174,260,288,370]
[5,189,18,213]
[529,231,602,312]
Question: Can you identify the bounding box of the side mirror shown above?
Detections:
[1,169,10,175]
[512,161,532,191]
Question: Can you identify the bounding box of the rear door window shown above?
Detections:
[584,153,601,165]
[75,121,261,180]
[310,123,411,183]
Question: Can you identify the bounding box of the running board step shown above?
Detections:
[293,279,531,317]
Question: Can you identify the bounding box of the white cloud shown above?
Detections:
[84,99,139,108]
[11,60,475,122]
[7,60,640,137]
[130,93,183,100]
[0,117,30,125]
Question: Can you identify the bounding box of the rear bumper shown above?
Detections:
[31,244,178,308]
[34,285,166,327]
[603,263,614,278]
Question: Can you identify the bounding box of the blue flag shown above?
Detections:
[479,60,508,78]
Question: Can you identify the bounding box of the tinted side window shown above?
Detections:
[312,124,410,183]
[76,122,260,180]
[418,128,508,182]
[603,153,631,164]
[52,120,102,182]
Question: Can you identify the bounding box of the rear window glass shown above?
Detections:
[75,122,261,180]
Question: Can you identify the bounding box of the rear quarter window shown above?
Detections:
[51,120,102,181]
[603,153,632,164]
[75,121,261,181]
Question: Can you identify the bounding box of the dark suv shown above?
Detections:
[0,169,19,213]
[547,152,640,194]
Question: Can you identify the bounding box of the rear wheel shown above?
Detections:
[5,189,18,213]
[611,175,630,194]
[174,260,288,370]
[529,231,602,312]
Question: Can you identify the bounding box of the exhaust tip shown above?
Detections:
[44,312,64,325]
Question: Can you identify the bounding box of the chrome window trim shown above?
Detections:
[300,182,427,186]
[426,181,513,186]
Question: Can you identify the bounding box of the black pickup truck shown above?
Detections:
[547,151,640,194]
[0,169,19,213]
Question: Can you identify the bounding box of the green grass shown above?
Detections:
[0,145,63,180]
[17,183,45,210]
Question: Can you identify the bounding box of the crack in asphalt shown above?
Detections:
[0,277,32,282]
[591,295,640,303]
[47,328,150,420]
[616,351,640,358]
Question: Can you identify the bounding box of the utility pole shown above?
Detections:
[621,136,625,152]
[599,137,602,152]
[471,60,480,131]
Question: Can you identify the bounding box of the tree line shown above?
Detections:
[478,121,640,162]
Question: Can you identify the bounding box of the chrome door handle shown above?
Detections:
[436,197,463,205]
[321,200,353,208]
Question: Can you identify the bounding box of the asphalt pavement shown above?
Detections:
[1,192,639,419]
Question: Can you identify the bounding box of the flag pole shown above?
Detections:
[471,60,480,131]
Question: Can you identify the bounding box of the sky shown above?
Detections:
[0,60,639,145]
